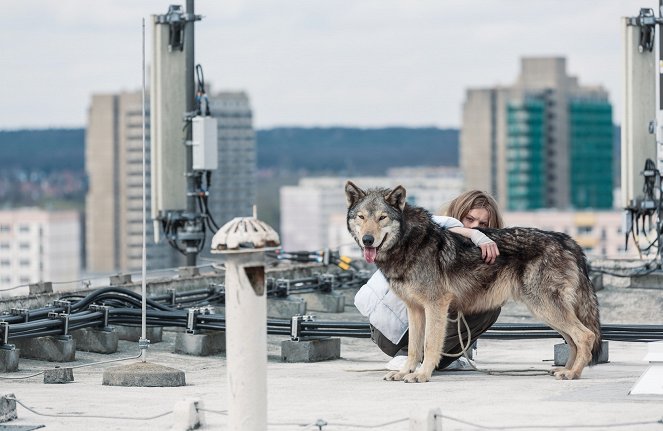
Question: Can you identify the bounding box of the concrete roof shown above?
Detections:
[2,284,662,431]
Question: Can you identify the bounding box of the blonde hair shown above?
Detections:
[442,190,504,229]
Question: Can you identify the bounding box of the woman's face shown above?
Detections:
[462,208,490,229]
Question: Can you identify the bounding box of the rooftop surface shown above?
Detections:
[2,283,663,431]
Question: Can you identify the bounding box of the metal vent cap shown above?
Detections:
[211,217,280,252]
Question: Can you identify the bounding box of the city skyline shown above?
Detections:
[1,0,655,130]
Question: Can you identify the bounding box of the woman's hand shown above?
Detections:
[470,230,500,264]
[479,241,499,264]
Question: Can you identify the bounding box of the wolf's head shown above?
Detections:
[345,181,406,264]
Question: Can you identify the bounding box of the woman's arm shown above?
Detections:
[448,227,500,264]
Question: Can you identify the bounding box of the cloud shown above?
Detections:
[0,0,656,129]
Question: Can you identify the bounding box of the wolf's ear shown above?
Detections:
[386,185,407,211]
[345,181,366,208]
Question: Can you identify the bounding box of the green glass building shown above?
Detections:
[568,99,613,209]
[462,57,614,211]
[506,99,546,210]
[504,96,613,210]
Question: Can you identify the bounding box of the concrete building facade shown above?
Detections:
[461,57,613,211]
[85,91,175,274]
[0,208,80,296]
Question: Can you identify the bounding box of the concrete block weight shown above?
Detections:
[554,340,609,366]
[43,367,74,384]
[281,338,341,363]
[267,297,306,318]
[294,292,345,313]
[115,326,163,343]
[13,336,75,362]
[174,331,225,356]
[0,348,19,372]
[72,327,119,354]
[0,393,17,423]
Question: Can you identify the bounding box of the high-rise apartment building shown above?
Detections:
[0,208,80,295]
[461,57,613,210]
[85,90,257,272]
[86,91,175,274]
[206,92,257,227]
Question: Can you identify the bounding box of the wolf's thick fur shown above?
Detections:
[345,181,602,383]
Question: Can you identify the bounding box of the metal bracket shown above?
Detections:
[626,8,661,52]
[0,321,11,348]
[290,314,315,341]
[154,5,202,52]
[187,308,201,334]
[48,312,70,337]
[89,304,111,330]
[319,274,335,293]
[139,338,150,351]
[54,299,72,315]
[168,288,177,307]
[10,308,29,323]
[275,279,290,297]
[186,306,215,334]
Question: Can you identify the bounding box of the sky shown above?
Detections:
[0,0,658,130]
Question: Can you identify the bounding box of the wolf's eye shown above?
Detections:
[379,215,387,221]
[358,214,365,220]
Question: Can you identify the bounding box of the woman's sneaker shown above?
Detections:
[386,354,408,371]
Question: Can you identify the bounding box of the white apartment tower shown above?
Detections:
[0,208,80,295]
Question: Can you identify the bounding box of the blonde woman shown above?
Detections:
[355,190,504,370]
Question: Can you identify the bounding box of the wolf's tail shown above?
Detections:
[577,259,603,364]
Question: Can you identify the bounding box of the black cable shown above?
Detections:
[195,64,210,116]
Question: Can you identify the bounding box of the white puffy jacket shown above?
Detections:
[353,215,463,344]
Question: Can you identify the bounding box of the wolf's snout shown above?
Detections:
[362,235,375,247]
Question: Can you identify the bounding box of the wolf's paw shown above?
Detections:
[402,371,430,383]
[383,371,406,381]
[553,368,579,380]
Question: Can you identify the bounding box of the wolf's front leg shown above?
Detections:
[402,298,452,383]
[384,304,424,381]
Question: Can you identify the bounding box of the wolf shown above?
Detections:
[345,181,602,383]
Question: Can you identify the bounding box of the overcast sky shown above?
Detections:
[0,0,657,130]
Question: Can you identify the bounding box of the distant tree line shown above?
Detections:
[0,127,459,175]
[256,127,458,175]
[0,129,85,172]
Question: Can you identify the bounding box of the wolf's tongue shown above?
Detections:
[363,247,377,263]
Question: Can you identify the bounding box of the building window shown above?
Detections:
[18,225,30,233]
[577,226,593,235]
[19,242,30,250]
[19,259,30,267]
[0,260,9,267]
[0,225,10,233]
[0,242,9,250]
